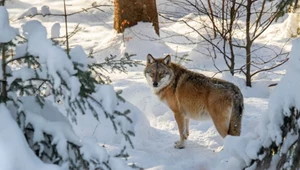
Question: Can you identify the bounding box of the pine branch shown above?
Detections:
[6,53,38,64]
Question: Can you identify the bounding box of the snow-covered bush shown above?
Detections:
[0,6,139,170]
[217,38,300,170]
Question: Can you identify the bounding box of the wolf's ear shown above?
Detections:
[147,54,155,64]
[163,55,171,65]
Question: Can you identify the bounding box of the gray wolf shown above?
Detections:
[144,54,244,149]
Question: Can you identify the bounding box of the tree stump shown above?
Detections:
[114,0,159,36]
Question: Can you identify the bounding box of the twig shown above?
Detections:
[250,58,289,78]
[16,5,112,20]
[92,123,100,136]
[63,0,69,55]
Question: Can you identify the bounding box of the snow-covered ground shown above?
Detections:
[3,0,296,169]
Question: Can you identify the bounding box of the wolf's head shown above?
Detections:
[144,54,174,92]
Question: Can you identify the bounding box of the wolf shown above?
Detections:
[144,54,244,149]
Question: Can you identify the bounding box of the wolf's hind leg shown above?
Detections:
[209,108,231,138]
[211,117,229,138]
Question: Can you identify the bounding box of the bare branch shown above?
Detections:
[250,57,289,78]
[17,4,111,20]
[63,0,69,55]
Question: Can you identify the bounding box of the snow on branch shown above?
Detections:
[0,7,18,43]
[17,4,112,20]
[0,3,147,169]
[0,104,61,170]
[0,14,137,169]
[11,96,131,170]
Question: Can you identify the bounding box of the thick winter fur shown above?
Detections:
[144,54,244,149]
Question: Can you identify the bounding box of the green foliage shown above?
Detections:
[174,53,192,65]
[89,53,142,84]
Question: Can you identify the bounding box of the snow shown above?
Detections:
[92,84,118,114]
[51,23,60,38]
[281,131,298,153]
[8,96,131,169]
[15,43,28,58]
[2,1,299,170]
[281,12,300,38]
[10,67,35,82]
[80,137,108,167]
[17,97,80,157]
[121,22,173,58]
[0,104,61,170]
[69,76,81,102]
[0,7,18,43]
[22,20,78,92]
[70,45,88,71]
[41,5,51,16]
[18,7,38,19]
[265,38,300,141]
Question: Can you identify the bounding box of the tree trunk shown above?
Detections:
[228,0,237,75]
[245,0,252,87]
[114,0,160,36]
[0,0,5,6]
[1,43,7,103]
[294,0,299,11]
[207,0,216,38]
[221,0,225,36]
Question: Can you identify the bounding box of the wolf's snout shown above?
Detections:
[153,82,158,87]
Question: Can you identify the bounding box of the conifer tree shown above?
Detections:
[0,5,141,169]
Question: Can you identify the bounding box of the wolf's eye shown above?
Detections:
[158,72,168,78]
[150,73,155,77]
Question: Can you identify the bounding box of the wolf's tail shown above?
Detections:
[228,93,244,136]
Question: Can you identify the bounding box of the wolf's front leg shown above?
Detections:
[174,113,187,149]
[185,118,190,137]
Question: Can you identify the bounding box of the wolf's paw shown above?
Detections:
[174,141,185,149]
